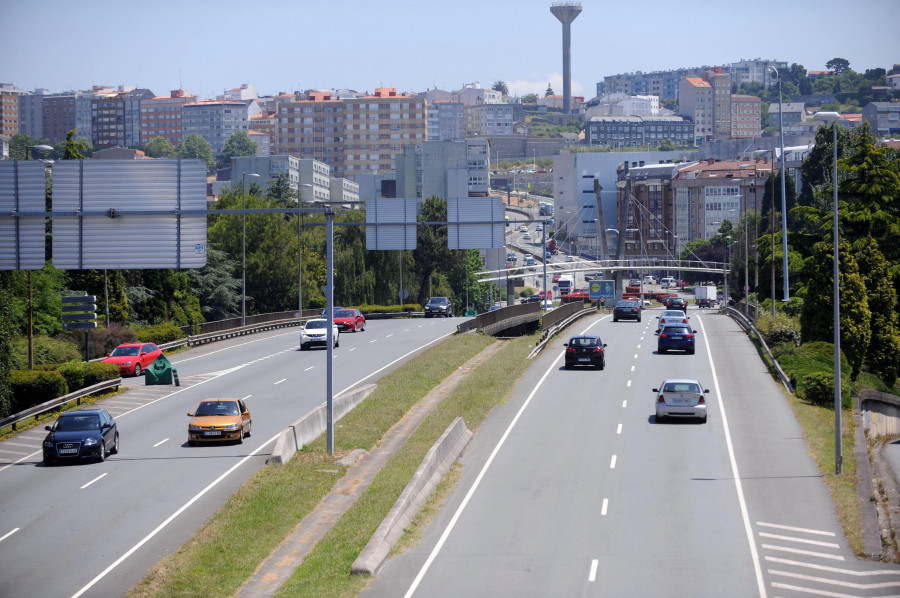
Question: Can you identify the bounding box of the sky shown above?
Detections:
[2,0,899,100]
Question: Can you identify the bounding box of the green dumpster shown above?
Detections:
[145,354,178,385]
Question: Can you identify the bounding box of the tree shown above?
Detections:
[187,245,242,321]
[220,130,258,166]
[826,58,851,75]
[492,80,509,96]
[658,139,677,151]
[0,272,15,417]
[521,93,538,104]
[61,129,87,160]
[799,237,870,380]
[266,172,294,206]
[412,196,465,305]
[854,236,900,386]
[545,83,555,97]
[8,133,52,160]
[176,134,215,171]
[144,136,175,158]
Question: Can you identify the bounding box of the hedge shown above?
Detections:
[134,322,185,345]
[8,370,68,414]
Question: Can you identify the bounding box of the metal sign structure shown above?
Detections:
[589,280,615,300]
[366,198,417,250]
[51,159,208,269]
[61,295,97,330]
[0,161,47,270]
[447,196,505,250]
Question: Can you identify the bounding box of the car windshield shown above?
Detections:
[334,310,353,318]
[663,382,701,394]
[664,326,691,334]
[110,346,140,356]
[56,415,100,431]
[569,337,599,347]
[618,301,638,307]
[306,320,327,329]
[195,401,239,416]
[427,298,447,306]
[663,311,685,317]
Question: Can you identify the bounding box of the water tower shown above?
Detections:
[550,2,582,114]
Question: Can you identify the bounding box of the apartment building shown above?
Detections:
[731,95,762,138]
[678,78,714,145]
[41,90,96,144]
[584,115,694,148]
[0,83,26,137]
[274,91,345,176]
[230,155,332,202]
[396,138,491,200]
[343,88,426,177]
[703,68,732,141]
[91,88,154,149]
[768,102,806,129]
[454,84,502,106]
[140,89,196,146]
[426,100,465,141]
[465,103,519,136]
[330,177,360,205]
[862,102,900,136]
[614,163,689,261]
[182,100,251,156]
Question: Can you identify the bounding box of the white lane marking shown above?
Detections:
[758,532,839,548]
[697,315,767,597]
[616,423,622,435]
[761,543,844,560]
[768,569,900,589]
[153,439,168,448]
[588,559,598,582]
[636,344,641,349]
[766,556,900,576]
[2,441,39,448]
[402,330,568,598]
[274,379,287,385]
[170,329,297,364]
[70,432,280,598]
[404,329,411,332]
[630,365,635,371]
[0,448,25,455]
[81,473,108,489]
[626,380,631,387]
[622,400,627,408]
[757,522,835,536]
[349,347,357,351]
[370,340,377,343]
[386,334,394,338]
[609,455,617,469]
[242,395,252,400]
[771,581,863,595]
[633,354,638,359]
[601,498,608,516]
[1,528,20,543]
[305,366,314,371]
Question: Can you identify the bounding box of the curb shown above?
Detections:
[351,417,472,576]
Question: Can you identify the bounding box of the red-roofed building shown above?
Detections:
[678,77,713,145]
[274,91,346,176]
[140,89,196,146]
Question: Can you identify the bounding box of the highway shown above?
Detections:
[0,317,459,598]
[362,311,900,597]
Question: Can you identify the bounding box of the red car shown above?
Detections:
[332,308,366,332]
[103,342,162,376]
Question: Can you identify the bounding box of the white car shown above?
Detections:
[300,318,339,351]
[654,378,709,423]
[523,232,531,240]
[566,255,575,262]
[535,224,543,232]
[657,310,689,333]
[518,225,527,232]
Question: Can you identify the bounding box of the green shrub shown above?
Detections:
[134,322,184,345]
[92,323,138,358]
[84,362,120,386]
[802,371,850,409]
[10,336,81,370]
[756,312,801,347]
[8,370,68,414]
[56,361,86,391]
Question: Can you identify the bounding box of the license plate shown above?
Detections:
[203,431,222,436]
[59,448,78,454]
[578,358,591,362]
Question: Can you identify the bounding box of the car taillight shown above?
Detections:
[593,347,603,354]
[681,319,687,323]
[657,395,665,404]
[698,395,705,404]
[685,333,693,338]
[566,347,576,354]
[660,332,668,338]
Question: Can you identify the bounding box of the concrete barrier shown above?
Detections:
[266,384,376,465]
[861,389,900,439]
[351,416,472,576]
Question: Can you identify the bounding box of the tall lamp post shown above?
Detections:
[297,183,314,317]
[818,111,843,474]
[724,235,732,307]
[25,144,53,370]
[769,66,790,302]
[240,172,259,327]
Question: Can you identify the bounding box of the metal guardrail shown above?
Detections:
[723,307,794,393]
[0,377,122,432]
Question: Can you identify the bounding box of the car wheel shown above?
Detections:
[188,440,196,447]
[43,456,54,466]
[700,415,708,423]
[656,414,666,423]
[659,347,666,354]
[300,344,306,351]
[361,322,366,332]
[97,440,106,462]
[110,432,119,454]
[688,349,695,355]
[599,360,605,370]
[236,430,243,444]
[613,316,618,322]
[564,363,571,370]
[134,364,141,377]
[245,422,251,438]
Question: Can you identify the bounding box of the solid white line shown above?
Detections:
[759,532,839,548]
[762,543,845,560]
[588,559,598,582]
[170,330,297,364]
[757,522,836,536]
[609,455,617,469]
[153,438,168,448]
[402,332,567,598]
[697,315,767,598]
[616,423,622,434]
[70,433,279,598]
[766,556,900,576]
[601,498,608,516]
[274,379,287,385]
[1,528,20,543]
[242,395,252,400]
[81,473,108,489]
[768,568,900,589]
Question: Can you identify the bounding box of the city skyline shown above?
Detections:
[2,0,899,100]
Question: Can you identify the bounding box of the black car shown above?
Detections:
[664,297,688,311]
[658,325,696,354]
[697,298,713,308]
[564,335,607,369]
[613,299,641,322]
[424,296,454,318]
[43,409,119,465]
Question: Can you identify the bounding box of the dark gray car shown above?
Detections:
[424,297,453,318]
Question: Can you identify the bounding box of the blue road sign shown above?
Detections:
[590,280,615,300]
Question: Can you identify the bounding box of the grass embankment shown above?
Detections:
[127,332,537,597]
[761,339,900,556]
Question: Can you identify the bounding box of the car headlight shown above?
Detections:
[83,438,99,447]
[44,440,53,448]
[189,425,202,431]
[123,361,133,366]
[223,423,240,431]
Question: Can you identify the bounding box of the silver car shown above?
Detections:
[654,378,709,423]
[656,309,689,333]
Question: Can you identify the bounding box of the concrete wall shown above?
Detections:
[862,390,900,439]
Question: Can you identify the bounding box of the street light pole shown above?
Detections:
[240,172,259,327]
[818,111,842,474]
[297,183,314,317]
[770,66,790,303]
[25,144,53,370]
[725,235,732,307]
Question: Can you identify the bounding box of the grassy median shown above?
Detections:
[126,332,537,597]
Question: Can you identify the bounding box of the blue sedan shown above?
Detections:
[657,325,696,354]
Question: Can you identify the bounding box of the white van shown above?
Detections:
[661,277,676,289]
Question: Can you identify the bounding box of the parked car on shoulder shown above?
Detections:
[102,342,162,377]
[424,296,454,318]
[43,409,119,465]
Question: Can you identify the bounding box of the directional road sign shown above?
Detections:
[589,280,615,300]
